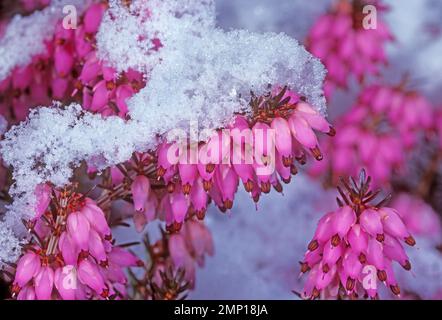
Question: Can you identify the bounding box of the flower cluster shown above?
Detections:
[310,84,434,187]
[0,2,146,125]
[10,185,142,300]
[300,170,415,299]
[128,87,334,232]
[130,219,213,300]
[168,219,214,287]
[307,0,393,97]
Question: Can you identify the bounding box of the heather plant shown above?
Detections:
[306,0,393,98]
[0,0,441,301]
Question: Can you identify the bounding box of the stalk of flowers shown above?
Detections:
[0,52,52,123]
[120,87,334,232]
[299,169,416,300]
[309,84,434,188]
[0,2,146,125]
[391,193,442,243]
[306,0,393,98]
[129,219,213,299]
[168,219,214,288]
[8,184,143,300]
[91,87,332,233]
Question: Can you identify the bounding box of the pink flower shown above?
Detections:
[34,183,52,219]
[79,54,101,85]
[59,232,79,266]
[146,87,332,231]
[67,211,91,251]
[108,247,143,268]
[77,259,106,296]
[91,80,111,111]
[75,26,93,58]
[307,0,393,97]
[131,175,151,212]
[54,267,76,300]
[11,190,142,300]
[13,251,41,288]
[0,1,145,124]
[16,286,36,300]
[309,84,434,188]
[51,77,69,99]
[116,84,134,116]
[300,170,415,299]
[168,219,214,288]
[83,3,106,34]
[391,193,442,242]
[82,198,111,238]
[34,267,54,300]
[12,66,32,90]
[54,45,74,77]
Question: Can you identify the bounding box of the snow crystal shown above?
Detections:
[96,0,216,74]
[0,0,89,81]
[0,226,22,265]
[0,115,7,135]
[0,102,153,261]
[99,1,327,137]
[98,1,326,118]
[128,28,327,137]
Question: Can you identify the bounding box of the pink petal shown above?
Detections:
[78,259,106,294]
[34,267,54,300]
[131,175,150,212]
[67,211,91,251]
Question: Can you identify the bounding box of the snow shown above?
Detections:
[0,103,149,243]
[0,226,22,266]
[96,0,216,74]
[128,28,327,137]
[98,0,328,127]
[0,0,89,81]
[0,115,7,135]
